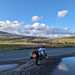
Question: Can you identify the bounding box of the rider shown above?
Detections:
[37,47,47,59]
[31,47,47,65]
[31,50,39,65]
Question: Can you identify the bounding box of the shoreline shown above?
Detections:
[0,43,74,50]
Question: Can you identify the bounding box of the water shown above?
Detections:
[51,57,75,75]
[0,48,75,75]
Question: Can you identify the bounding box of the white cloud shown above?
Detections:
[64,27,69,31]
[31,22,49,30]
[0,20,72,37]
[6,20,11,24]
[23,22,70,37]
[32,16,43,22]
[57,10,68,17]
[32,22,40,29]
[0,20,22,34]
[20,22,50,36]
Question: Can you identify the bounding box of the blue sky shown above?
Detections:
[0,0,74,32]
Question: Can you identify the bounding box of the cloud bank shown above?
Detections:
[0,20,71,37]
[0,14,72,38]
[0,20,22,34]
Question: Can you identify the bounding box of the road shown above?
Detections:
[0,48,75,75]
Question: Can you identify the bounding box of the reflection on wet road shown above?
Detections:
[52,57,75,75]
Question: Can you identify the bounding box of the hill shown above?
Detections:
[0,31,74,49]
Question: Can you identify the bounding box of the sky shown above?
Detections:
[0,0,74,36]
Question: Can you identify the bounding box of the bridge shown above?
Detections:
[0,49,75,75]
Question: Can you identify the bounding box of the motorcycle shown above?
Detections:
[30,50,48,65]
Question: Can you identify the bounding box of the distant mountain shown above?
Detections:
[0,29,75,39]
[0,31,47,39]
[0,31,22,38]
[22,28,75,38]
